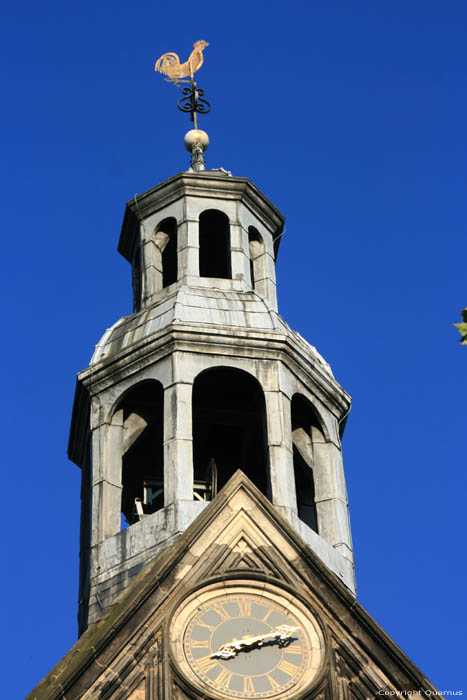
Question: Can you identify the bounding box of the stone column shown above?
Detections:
[265,390,297,513]
[91,409,123,544]
[313,433,353,562]
[178,219,199,279]
[163,382,194,504]
[241,226,253,287]
[262,252,278,310]
[230,223,249,282]
[141,238,162,302]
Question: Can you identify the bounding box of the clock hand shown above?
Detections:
[210,625,299,660]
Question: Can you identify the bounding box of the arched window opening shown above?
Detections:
[155,217,177,287]
[132,245,142,312]
[113,380,164,528]
[293,446,318,532]
[248,226,265,290]
[199,210,231,279]
[192,368,268,496]
[291,394,322,533]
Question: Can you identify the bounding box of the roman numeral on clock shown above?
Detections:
[196,620,215,632]
[238,598,251,616]
[212,603,230,620]
[243,676,255,692]
[278,660,298,676]
[215,668,232,688]
[267,675,280,690]
[190,640,209,649]
[196,656,218,673]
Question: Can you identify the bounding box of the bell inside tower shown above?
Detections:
[111,380,164,527]
[192,367,269,496]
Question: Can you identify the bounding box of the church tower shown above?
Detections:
[29,48,438,700]
[68,152,355,635]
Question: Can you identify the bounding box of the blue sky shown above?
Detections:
[2,1,466,696]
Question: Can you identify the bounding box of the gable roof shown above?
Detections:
[27,471,437,699]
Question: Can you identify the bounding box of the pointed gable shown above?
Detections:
[27,471,437,700]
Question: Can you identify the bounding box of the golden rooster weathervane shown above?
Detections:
[155,40,211,172]
[155,40,209,86]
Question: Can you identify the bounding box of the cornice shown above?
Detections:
[118,172,285,262]
[68,321,351,466]
[78,323,349,412]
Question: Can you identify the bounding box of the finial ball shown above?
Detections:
[184,129,209,152]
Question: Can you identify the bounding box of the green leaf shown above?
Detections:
[454,309,467,344]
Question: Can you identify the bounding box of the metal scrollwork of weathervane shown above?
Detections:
[155,40,211,172]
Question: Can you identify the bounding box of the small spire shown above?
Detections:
[184,129,209,172]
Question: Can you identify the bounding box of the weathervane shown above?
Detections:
[155,41,211,172]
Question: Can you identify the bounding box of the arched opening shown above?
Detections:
[248,226,265,290]
[155,217,178,288]
[192,367,269,496]
[199,210,231,279]
[291,394,322,533]
[112,380,164,527]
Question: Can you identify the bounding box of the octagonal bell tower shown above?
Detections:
[69,164,354,635]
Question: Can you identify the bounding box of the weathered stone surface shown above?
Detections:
[26,473,438,700]
[68,170,356,638]
[90,287,289,365]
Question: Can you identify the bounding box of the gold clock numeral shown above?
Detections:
[243,676,255,692]
[262,607,274,622]
[212,603,230,620]
[215,668,232,688]
[285,645,303,654]
[190,640,209,649]
[197,655,218,673]
[278,660,298,676]
[196,620,215,632]
[238,598,251,616]
[267,675,280,690]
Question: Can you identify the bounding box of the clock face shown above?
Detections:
[170,582,324,700]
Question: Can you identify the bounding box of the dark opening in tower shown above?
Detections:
[199,209,231,279]
[291,394,320,533]
[155,217,178,287]
[114,380,164,526]
[192,367,269,496]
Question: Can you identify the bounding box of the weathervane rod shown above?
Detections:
[155,40,211,171]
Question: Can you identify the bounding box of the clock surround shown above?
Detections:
[169,580,325,700]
